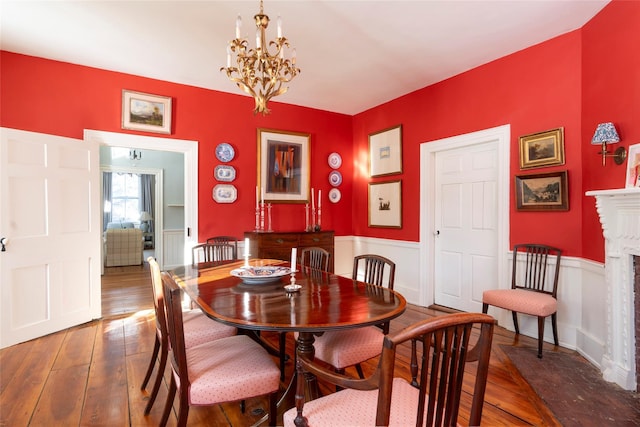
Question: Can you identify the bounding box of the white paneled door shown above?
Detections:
[433,141,499,312]
[0,128,101,348]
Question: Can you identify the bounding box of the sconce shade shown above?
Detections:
[591,122,620,145]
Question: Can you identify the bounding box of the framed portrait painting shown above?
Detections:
[122,90,172,134]
[369,125,402,177]
[518,128,565,169]
[625,143,640,188]
[368,180,402,228]
[257,128,311,203]
[515,170,568,211]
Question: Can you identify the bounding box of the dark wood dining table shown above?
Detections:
[166,258,407,408]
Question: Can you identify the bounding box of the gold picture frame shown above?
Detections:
[518,128,565,169]
[122,90,172,134]
[257,128,311,203]
[368,180,402,228]
[369,125,403,177]
[515,170,568,211]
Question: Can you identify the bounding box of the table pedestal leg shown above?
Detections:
[294,331,317,427]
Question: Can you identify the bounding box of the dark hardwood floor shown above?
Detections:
[1,262,570,426]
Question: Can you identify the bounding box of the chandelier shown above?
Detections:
[221,0,300,115]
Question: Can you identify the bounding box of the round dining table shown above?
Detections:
[166,258,407,410]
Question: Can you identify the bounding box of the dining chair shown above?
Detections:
[283,312,495,427]
[159,271,281,427]
[191,242,236,264]
[206,235,239,259]
[141,257,237,415]
[309,254,396,380]
[482,243,562,358]
[276,246,331,380]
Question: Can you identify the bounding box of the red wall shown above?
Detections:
[0,53,354,240]
[1,0,638,261]
[581,0,640,261]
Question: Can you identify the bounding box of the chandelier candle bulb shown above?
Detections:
[235,15,242,39]
[277,16,282,38]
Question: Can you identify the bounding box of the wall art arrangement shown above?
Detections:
[257,128,311,203]
[518,127,565,169]
[514,170,568,211]
[369,125,403,177]
[625,143,640,188]
[368,180,402,228]
[213,142,237,203]
[122,90,172,134]
[328,152,342,203]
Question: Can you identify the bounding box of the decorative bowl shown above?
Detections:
[230,266,293,284]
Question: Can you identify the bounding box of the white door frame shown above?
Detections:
[419,125,511,308]
[84,130,198,268]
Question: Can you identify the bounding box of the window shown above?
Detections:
[111,173,140,222]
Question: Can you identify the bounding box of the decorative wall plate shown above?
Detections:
[328,188,341,203]
[329,170,342,187]
[215,142,235,162]
[212,184,237,203]
[214,165,236,182]
[328,152,342,169]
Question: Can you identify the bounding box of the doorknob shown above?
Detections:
[434,230,440,236]
[1,237,8,251]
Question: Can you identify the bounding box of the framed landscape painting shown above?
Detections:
[369,125,402,177]
[518,128,564,169]
[368,180,402,228]
[257,128,311,203]
[122,90,172,134]
[515,170,568,211]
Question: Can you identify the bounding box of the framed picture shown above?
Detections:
[122,90,172,134]
[518,128,564,169]
[369,125,402,177]
[515,171,568,211]
[625,143,640,188]
[257,128,311,203]
[368,180,402,228]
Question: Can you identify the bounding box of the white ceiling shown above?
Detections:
[1,0,609,115]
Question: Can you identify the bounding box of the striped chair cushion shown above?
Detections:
[482,288,557,317]
[283,377,444,426]
[183,309,236,348]
[187,335,281,405]
[311,326,384,369]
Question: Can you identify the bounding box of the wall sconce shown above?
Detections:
[129,149,142,161]
[591,122,625,166]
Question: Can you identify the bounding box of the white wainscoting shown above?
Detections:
[163,229,185,270]
[334,235,607,372]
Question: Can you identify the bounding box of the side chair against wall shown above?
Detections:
[309,254,396,380]
[482,243,562,358]
[276,247,331,381]
[283,312,495,427]
[191,242,236,264]
[160,272,281,427]
[141,258,237,415]
[206,235,239,259]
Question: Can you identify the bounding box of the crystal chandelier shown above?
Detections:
[221,0,300,115]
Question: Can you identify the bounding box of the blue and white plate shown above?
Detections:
[328,152,342,169]
[230,266,293,284]
[212,184,237,203]
[329,170,342,187]
[215,143,235,162]
[214,165,236,182]
[329,188,341,203]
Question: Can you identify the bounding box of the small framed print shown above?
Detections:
[518,128,565,169]
[515,171,568,211]
[369,125,402,177]
[368,180,402,228]
[625,143,640,188]
[122,90,172,134]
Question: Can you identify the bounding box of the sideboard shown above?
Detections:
[244,230,335,272]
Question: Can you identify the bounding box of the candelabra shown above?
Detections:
[254,207,261,231]
[267,203,273,232]
[260,202,265,231]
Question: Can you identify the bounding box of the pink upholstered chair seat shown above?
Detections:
[310,327,385,369]
[283,377,454,426]
[482,288,557,317]
[186,335,281,405]
[182,309,236,348]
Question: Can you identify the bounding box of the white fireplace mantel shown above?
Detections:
[586,188,639,390]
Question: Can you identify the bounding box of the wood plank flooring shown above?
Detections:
[1,262,567,426]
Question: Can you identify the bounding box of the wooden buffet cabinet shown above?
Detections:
[244,230,335,272]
